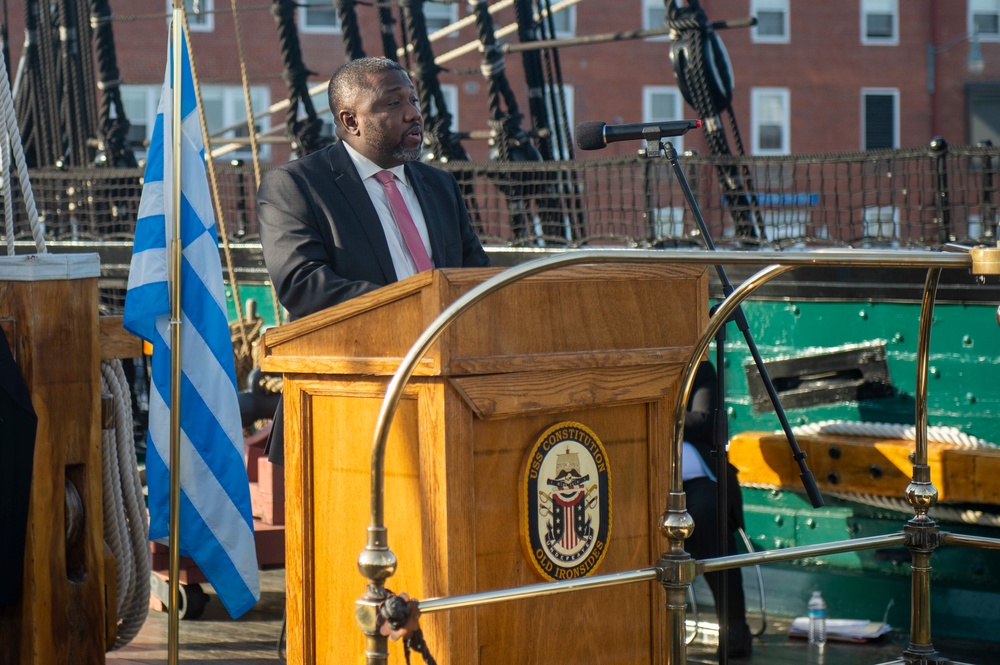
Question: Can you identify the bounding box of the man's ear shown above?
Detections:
[339,109,360,136]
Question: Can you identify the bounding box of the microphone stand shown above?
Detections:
[645,129,823,661]
[644,128,823,508]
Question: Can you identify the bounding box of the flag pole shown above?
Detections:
[168,2,185,663]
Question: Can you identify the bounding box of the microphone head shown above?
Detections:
[574,121,607,151]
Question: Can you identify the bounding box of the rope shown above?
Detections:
[751,420,1000,527]
[178,12,255,359]
[91,0,137,167]
[338,0,367,61]
[0,25,43,253]
[401,0,467,163]
[271,0,326,157]
[789,420,998,449]
[100,358,150,648]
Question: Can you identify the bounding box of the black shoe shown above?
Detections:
[719,622,753,660]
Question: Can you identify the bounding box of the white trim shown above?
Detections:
[642,85,685,154]
[970,0,1000,41]
[297,3,342,34]
[0,253,100,280]
[642,0,670,41]
[861,0,899,45]
[751,0,790,44]
[751,87,790,155]
[861,87,900,150]
[169,0,214,32]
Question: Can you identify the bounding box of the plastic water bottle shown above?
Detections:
[808,590,827,646]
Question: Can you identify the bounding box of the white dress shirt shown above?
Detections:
[342,141,435,280]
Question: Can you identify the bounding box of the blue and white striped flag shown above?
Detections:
[123,28,260,619]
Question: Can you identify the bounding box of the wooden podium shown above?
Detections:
[260,262,708,665]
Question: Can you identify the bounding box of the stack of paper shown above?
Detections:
[788,618,892,643]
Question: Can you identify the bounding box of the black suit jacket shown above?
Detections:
[0,325,36,606]
[257,141,490,463]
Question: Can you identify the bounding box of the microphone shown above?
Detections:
[574,119,702,151]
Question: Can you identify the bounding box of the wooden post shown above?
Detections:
[0,254,105,665]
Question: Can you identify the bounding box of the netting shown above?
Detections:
[4,141,1000,308]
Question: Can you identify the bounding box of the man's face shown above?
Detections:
[342,69,423,168]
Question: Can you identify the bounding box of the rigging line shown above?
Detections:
[112,3,274,23]
[179,9,254,349]
[375,0,401,60]
[433,0,580,65]
[226,0,263,348]
[271,0,326,156]
[395,0,514,58]
[338,0,367,61]
[91,0,138,167]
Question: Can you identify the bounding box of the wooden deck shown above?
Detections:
[105,568,999,664]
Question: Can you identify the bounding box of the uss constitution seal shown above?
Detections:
[521,422,611,581]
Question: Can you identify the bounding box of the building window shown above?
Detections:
[309,91,335,140]
[862,0,897,44]
[127,83,273,162]
[643,86,686,153]
[423,1,459,34]
[542,4,576,38]
[971,0,1000,40]
[545,84,575,158]
[168,0,213,32]
[751,87,790,154]
[862,89,898,150]
[298,2,341,34]
[202,86,272,160]
[863,205,899,242]
[120,85,162,161]
[751,0,789,43]
[642,0,669,39]
[429,84,459,133]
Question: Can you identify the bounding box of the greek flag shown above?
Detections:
[123,28,260,618]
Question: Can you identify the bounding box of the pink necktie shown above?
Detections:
[374,170,433,273]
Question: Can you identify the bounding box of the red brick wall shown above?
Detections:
[1,1,988,163]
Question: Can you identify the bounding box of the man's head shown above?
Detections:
[328,57,424,168]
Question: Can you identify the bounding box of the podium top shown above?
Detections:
[260,263,708,378]
[0,253,100,281]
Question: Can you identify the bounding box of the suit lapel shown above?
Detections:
[406,163,446,268]
[326,142,398,283]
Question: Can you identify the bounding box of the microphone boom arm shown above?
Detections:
[647,131,824,508]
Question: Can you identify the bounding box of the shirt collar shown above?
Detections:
[342,141,410,187]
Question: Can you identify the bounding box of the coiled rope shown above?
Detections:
[747,420,1000,527]
[100,359,150,647]
[0,31,149,644]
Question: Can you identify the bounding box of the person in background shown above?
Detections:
[683,359,753,658]
[257,57,490,465]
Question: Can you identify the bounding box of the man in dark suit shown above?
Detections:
[257,57,490,464]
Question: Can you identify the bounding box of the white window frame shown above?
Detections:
[430,84,460,133]
[861,88,899,150]
[203,85,273,161]
[751,87,790,155]
[298,2,342,34]
[863,205,900,243]
[541,4,576,38]
[759,210,810,241]
[544,84,574,159]
[751,0,789,44]
[120,85,162,162]
[168,0,214,32]
[423,1,460,35]
[861,0,898,45]
[642,0,670,40]
[971,0,1000,41]
[308,91,335,141]
[642,85,686,154]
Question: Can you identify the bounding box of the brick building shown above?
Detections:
[2,1,996,164]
